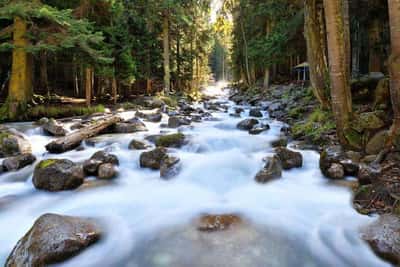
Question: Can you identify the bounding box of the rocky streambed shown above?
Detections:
[0,83,392,267]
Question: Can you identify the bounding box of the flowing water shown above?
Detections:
[0,83,390,267]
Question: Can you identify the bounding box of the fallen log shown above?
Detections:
[45,115,122,153]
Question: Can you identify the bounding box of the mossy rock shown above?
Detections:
[353,112,385,132]
[155,133,186,148]
[366,130,388,155]
[37,159,58,169]
[344,128,363,150]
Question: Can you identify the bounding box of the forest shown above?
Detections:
[0,0,400,266]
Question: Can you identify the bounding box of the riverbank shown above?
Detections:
[229,82,400,265]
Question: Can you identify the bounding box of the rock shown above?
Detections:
[140,147,168,170]
[366,130,388,155]
[2,153,36,172]
[168,116,191,128]
[361,215,400,265]
[271,136,288,148]
[229,113,241,118]
[34,117,49,126]
[327,163,345,180]
[42,118,68,136]
[357,112,385,130]
[128,139,150,150]
[320,145,359,179]
[357,164,381,185]
[235,107,244,114]
[155,133,186,148]
[249,108,263,117]
[275,147,303,170]
[197,214,242,232]
[136,110,162,122]
[112,118,148,133]
[0,129,31,158]
[145,135,162,144]
[255,155,282,183]
[249,124,270,135]
[268,102,283,113]
[33,159,85,192]
[237,119,259,131]
[5,213,101,267]
[83,151,119,176]
[98,163,118,179]
[160,156,181,179]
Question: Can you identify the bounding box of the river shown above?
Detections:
[0,83,390,267]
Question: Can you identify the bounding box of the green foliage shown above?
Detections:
[28,105,105,120]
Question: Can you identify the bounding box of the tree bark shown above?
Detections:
[162,10,171,94]
[5,16,33,119]
[387,0,400,145]
[304,0,330,109]
[112,77,117,105]
[323,0,352,145]
[368,18,382,73]
[39,51,49,95]
[85,67,93,107]
[45,115,122,153]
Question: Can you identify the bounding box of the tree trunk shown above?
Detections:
[323,0,352,145]
[112,77,117,105]
[304,0,330,109]
[85,67,93,107]
[368,18,382,73]
[39,51,49,95]
[264,21,272,90]
[387,0,400,145]
[5,16,33,119]
[162,10,170,94]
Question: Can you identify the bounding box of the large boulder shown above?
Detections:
[112,118,148,134]
[361,215,400,265]
[139,147,168,170]
[255,155,282,183]
[275,147,303,170]
[83,151,119,176]
[366,130,388,155]
[160,156,181,179]
[42,118,68,136]
[2,153,36,172]
[5,213,102,267]
[168,116,191,128]
[155,133,186,148]
[33,159,85,191]
[237,119,259,131]
[0,128,31,158]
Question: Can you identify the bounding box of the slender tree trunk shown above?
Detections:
[112,77,117,105]
[368,19,382,73]
[240,16,251,86]
[387,0,400,145]
[304,0,330,109]
[162,10,170,94]
[176,30,181,90]
[323,0,352,145]
[264,21,271,89]
[4,16,33,119]
[85,67,93,107]
[39,51,49,95]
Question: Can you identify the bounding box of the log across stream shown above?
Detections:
[0,83,390,267]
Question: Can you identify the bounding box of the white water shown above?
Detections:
[0,82,390,267]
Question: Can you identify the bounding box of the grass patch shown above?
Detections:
[292,108,336,144]
[28,105,105,120]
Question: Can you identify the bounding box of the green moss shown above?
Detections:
[288,107,306,119]
[28,105,105,120]
[155,133,185,147]
[157,95,178,107]
[119,102,139,110]
[292,108,335,144]
[37,159,57,169]
[0,132,10,142]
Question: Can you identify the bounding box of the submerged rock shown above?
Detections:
[249,108,263,117]
[5,213,101,267]
[160,156,181,179]
[361,215,400,265]
[33,159,85,191]
[83,151,119,176]
[0,128,31,158]
[139,147,168,170]
[255,155,282,183]
[237,119,259,131]
[42,118,68,136]
[129,139,150,150]
[136,110,163,123]
[112,118,148,134]
[249,124,270,135]
[197,214,242,232]
[155,133,187,148]
[275,147,303,170]
[2,153,36,172]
